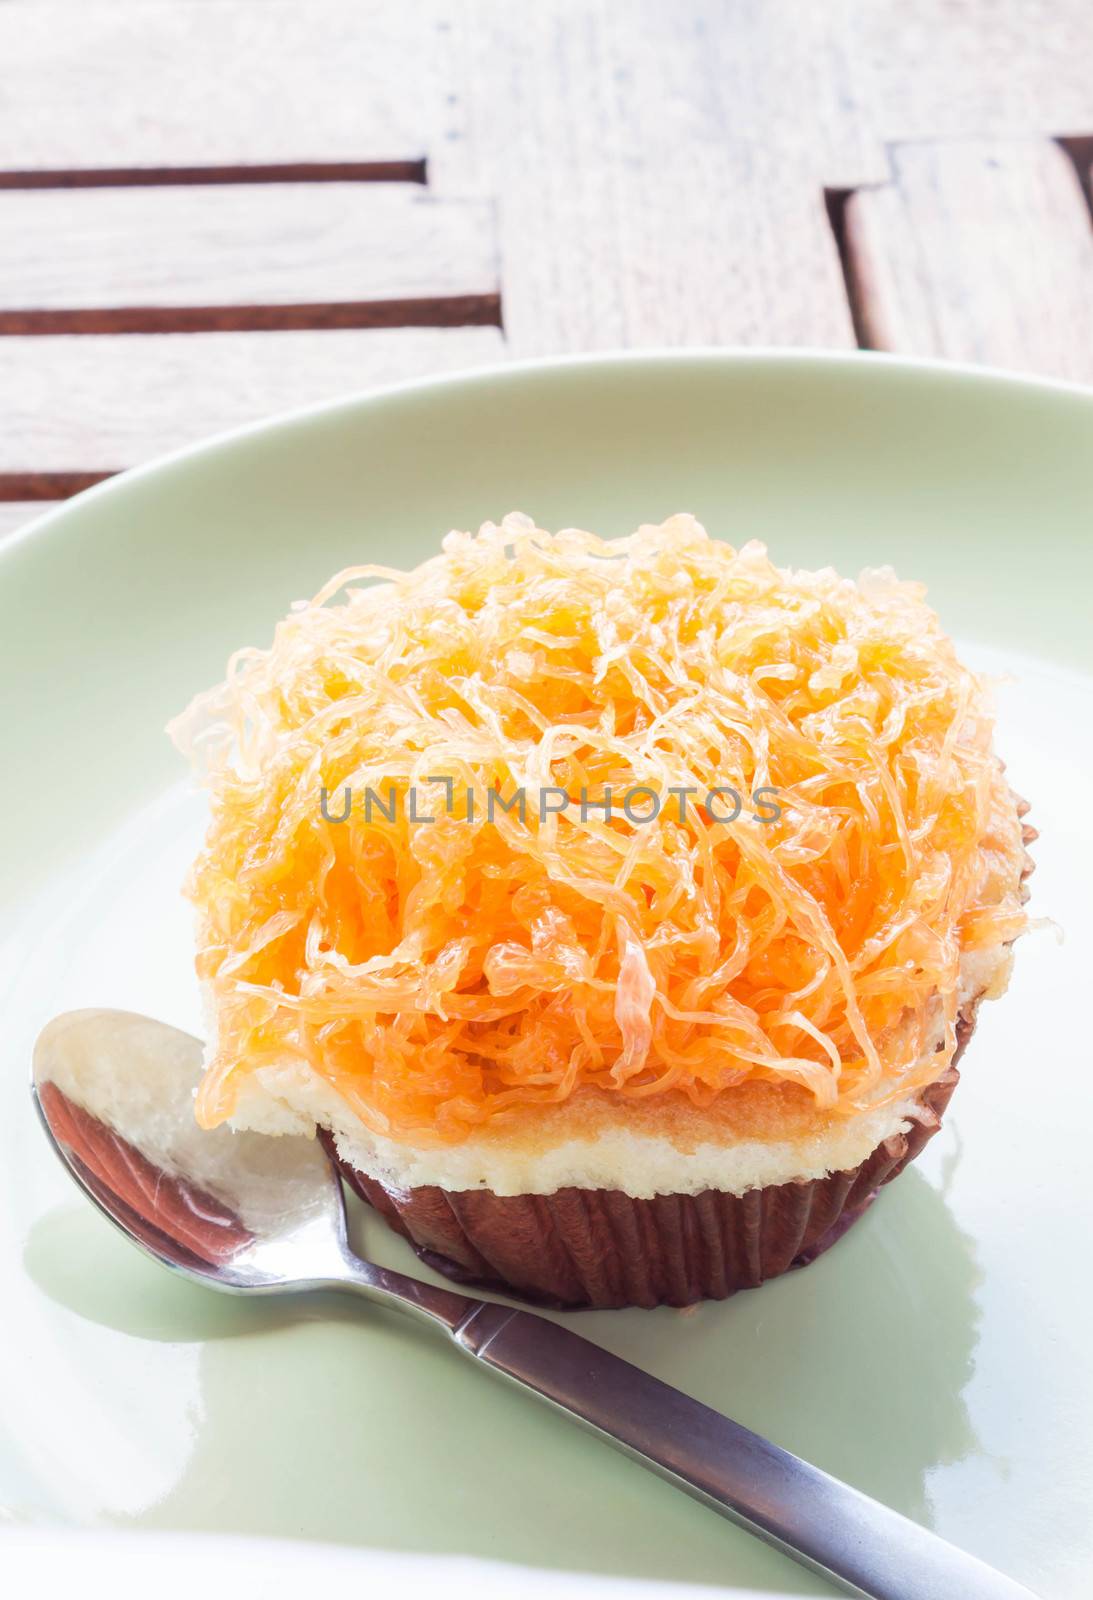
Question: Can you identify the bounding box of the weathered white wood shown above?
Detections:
[2,0,1093,492]
[844,140,1093,380]
[0,185,497,320]
[0,1,446,171]
[443,1,856,354]
[848,0,1093,143]
[0,326,506,481]
[5,1,1092,187]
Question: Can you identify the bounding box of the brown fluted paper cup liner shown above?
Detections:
[332,1062,961,1311]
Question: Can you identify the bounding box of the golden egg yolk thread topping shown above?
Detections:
[171,515,1028,1145]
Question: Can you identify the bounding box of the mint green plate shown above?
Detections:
[1,353,1090,1597]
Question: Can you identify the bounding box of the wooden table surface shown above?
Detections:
[2,0,1092,542]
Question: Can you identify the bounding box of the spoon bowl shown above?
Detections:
[34,1009,349,1290]
[33,1008,473,1321]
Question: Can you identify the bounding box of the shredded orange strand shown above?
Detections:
[170,515,1028,1144]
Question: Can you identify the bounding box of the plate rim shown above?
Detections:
[4,344,1091,563]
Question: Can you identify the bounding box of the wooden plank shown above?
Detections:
[0,185,498,331]
[0,326,506,487]
[671,1,888,189]
[842,140,1093,380]
[845,1,1093,144]
[444,2,856,354]
[5,2,1091,209]
[0,1,447,173]
[9,0,1092,186]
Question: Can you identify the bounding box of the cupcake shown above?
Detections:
[170,515,1033,1309]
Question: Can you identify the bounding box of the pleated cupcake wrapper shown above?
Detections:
[334,1062,960,1310]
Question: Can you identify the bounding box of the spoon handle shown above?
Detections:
[450,1301,1038,1600]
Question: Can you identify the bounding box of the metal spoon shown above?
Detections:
[32,1008,1037,1600]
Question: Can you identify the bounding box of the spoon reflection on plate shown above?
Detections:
[32,1008,1037,1600]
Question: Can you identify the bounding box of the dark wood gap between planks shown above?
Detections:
[0,471,112,501]
[0,295,503,336]
[1057,135,1093,222]
[0,160,428,190]
[823,186,877,352]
